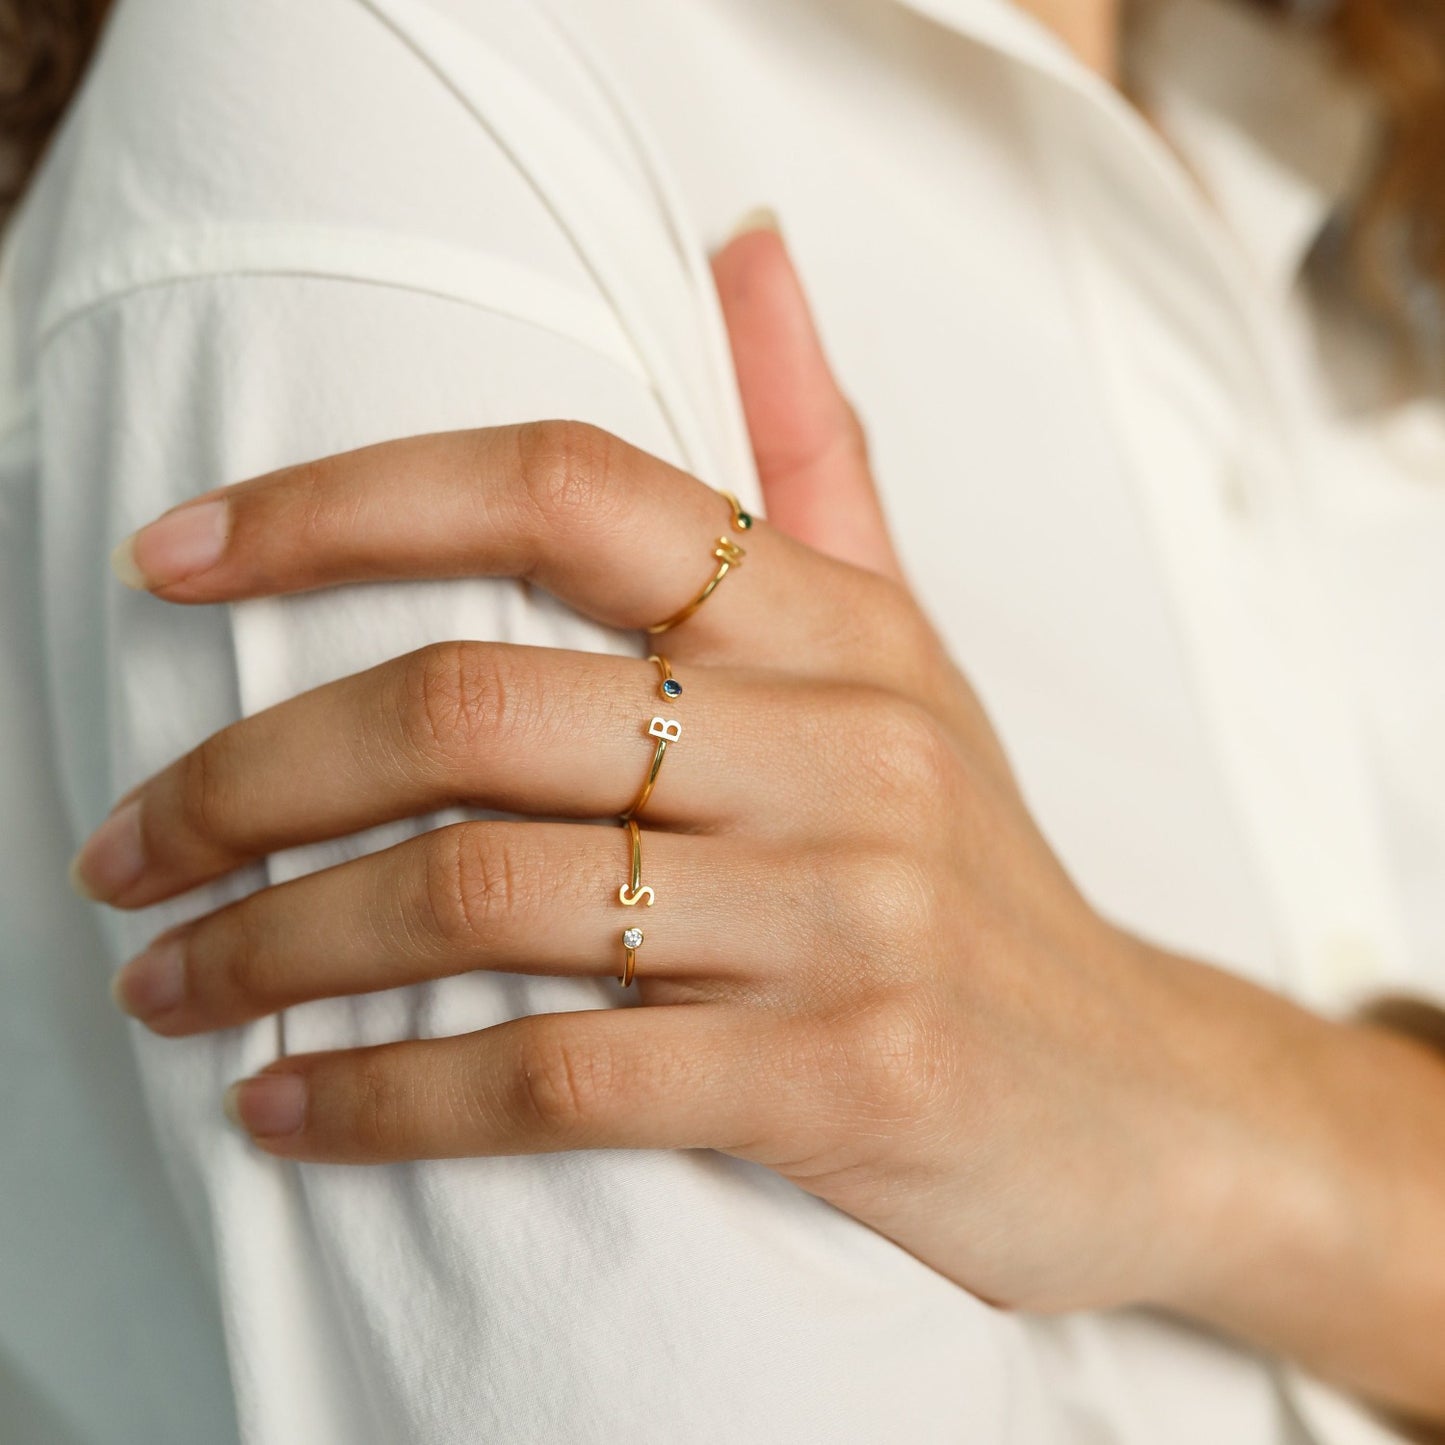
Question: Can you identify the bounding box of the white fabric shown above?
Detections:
[1,0,1439,1440]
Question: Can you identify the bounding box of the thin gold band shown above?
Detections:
[645,491,753,635]
[616,817,652,986]
[623,655,681,820]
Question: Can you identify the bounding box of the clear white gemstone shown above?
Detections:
[622,927,644,950]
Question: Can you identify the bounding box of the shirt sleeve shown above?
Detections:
[20,1,1052,1441]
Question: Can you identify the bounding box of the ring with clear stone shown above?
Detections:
[617,818,652,987]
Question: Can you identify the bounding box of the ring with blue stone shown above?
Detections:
[648,653,683,701]
[622,655,683,821]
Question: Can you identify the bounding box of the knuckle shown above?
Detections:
[515,1022,613,1137]
[514,419,624,536]
[202,907,274,1015]
[839,996,956,1126]
[174,735,237,843]
[346,1054,406,1156]
[269,457,337,551]
[401,640,518,765]
[847,691,957,810]
[832,848,936,967]
[423,824,544,948]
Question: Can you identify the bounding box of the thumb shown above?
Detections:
[711,213,903,580]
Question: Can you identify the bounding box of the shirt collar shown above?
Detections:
[888,0,1375,298]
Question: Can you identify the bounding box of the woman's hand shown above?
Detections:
[75,227,1445,1415]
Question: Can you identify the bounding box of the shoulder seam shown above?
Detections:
[35,222,648,381]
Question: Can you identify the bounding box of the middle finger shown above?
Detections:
[72,641,854,909]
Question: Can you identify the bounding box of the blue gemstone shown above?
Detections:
[662,678,682,698]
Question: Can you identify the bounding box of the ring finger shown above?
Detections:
[113,820,799,1034]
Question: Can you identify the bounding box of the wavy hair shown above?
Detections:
[0,0,109,218]
[1327,0,1445,341]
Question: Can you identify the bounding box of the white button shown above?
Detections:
[1318,932,1386,996]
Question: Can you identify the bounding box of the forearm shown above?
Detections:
[1131,933,1445,1423]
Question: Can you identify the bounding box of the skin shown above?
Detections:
[1017,0,1122,78]
[77,225,1445,1425]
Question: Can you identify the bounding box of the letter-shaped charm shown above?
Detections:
[713,537,745,566]
[619,883,655,907]
[648,717,682,743]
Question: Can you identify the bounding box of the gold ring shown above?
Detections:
[617,818,653,986]
[718,491,754,533]
[622,655,681,820]
[646,491,753,634]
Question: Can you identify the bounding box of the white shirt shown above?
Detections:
[2,0,1441,1441]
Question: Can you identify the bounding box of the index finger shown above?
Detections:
[110,421,933,683]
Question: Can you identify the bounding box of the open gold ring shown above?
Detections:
[616,817,653,986]
[645,490,753,634]
[622,655,682,820]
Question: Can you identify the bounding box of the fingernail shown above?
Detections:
[111,937,186,1020]
[112,499,229,590]
[727,205,781,241]
[225,1073,307,1137]
[109,537,148,589]
[69,799,146,901]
